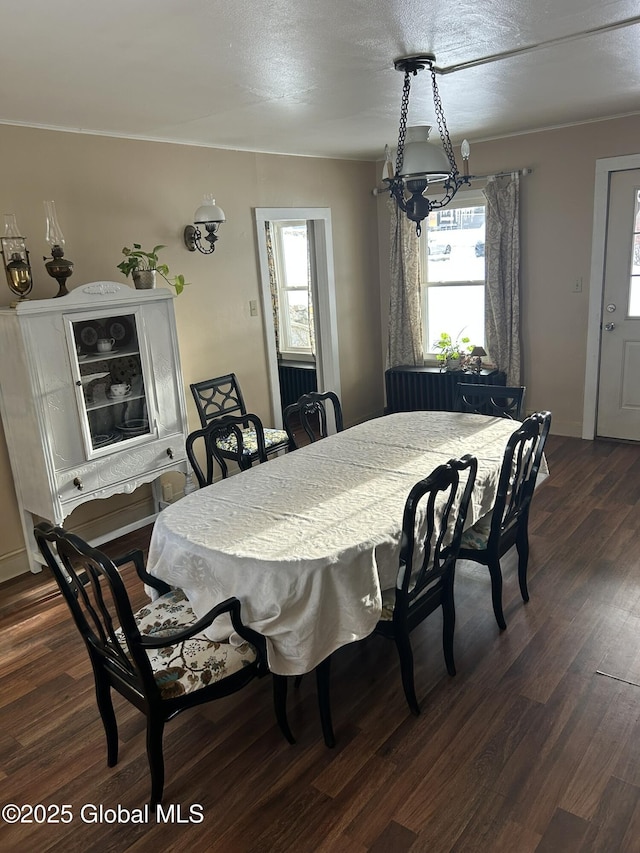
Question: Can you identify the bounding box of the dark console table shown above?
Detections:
[385,365,506,413]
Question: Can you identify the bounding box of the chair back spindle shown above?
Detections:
[283,390,343,449]
[186,413,268,485]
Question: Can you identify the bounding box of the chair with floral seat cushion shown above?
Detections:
[283,390,344,450]
[457,411,551,630]
[374,454,478,717]
[34,522,293,807]
[186,413,268,485]
[190,373,289,465]
[455,382,526,420]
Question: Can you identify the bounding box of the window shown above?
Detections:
[270,220,315,355]
[420,191,486,356]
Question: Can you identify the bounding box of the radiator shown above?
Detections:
[278,363,318,410]
[385,366,506,413]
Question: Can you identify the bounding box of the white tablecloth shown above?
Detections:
[147,412,533,675]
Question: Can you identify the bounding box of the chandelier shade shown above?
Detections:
[397,125,451,179]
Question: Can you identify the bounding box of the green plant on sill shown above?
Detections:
[433,330,473,366]
[117,243,189,295]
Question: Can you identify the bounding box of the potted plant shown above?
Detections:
[433,330,473,372]
[117,244,188,294]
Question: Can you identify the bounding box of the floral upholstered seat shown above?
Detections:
[190,373,290,461]
[115,588,258,700]
[33,521,293,807]
[215,426,288,456]
[186,413,276,484]
[459,511,493,550]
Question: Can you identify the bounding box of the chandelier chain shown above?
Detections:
[394,70,413,177]
[430,67,458,174]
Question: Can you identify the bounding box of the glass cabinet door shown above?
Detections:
[70,312,152,454]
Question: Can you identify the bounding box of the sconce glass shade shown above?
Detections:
[1,214,33,303]
[194,195,226,225]
[4,213,22,243]
[184,194,225,254]
[44,200,65,248]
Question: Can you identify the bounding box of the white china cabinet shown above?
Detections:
[0,281,189,572]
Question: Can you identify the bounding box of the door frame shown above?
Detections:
[254,207,341,428]
[582,153,640,439]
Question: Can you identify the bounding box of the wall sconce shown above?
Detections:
[183,195,226,254]
[43,200,73,298]
[1,214,33,306]
[469,346,487,373]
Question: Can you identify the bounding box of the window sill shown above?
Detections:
[278,352,316,364]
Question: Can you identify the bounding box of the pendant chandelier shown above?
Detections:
[384,54,470,236]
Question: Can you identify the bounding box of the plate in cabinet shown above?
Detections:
[93,432,123,449]
[116,418,149,437]
[76,321,102,348]
[107,317,134,347]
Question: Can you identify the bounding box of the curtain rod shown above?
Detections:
[371,168,532,196]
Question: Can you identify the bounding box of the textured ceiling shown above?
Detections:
[1,0,639,160]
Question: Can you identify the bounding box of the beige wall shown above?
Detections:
[3,113,639,579]
[0,125,382,579]
[378,113,640,437]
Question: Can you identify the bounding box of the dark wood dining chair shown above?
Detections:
[456,382,526,419]
[34,522,293,806]
[186,413,268,485]
[190,373,289,462]
[275,453,478,747]
[374,453,478,716]
[282,390,344,449]
[457,411,552,630]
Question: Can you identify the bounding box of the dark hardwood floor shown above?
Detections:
[2,434,640,851]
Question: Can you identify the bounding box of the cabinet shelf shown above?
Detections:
[85,393,145,412]
[79,347,139,364]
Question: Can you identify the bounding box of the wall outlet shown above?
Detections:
[573,277,583,293]
[249,299,258,316]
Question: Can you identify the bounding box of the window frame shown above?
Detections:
[270,219,315,356]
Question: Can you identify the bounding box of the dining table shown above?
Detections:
[146,411,544,677]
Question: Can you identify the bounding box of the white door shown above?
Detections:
[596,169,640,440]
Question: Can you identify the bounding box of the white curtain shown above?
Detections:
[387,200,424,367]
[483,174,521,385]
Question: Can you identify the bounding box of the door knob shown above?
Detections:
[604,322,616,331]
